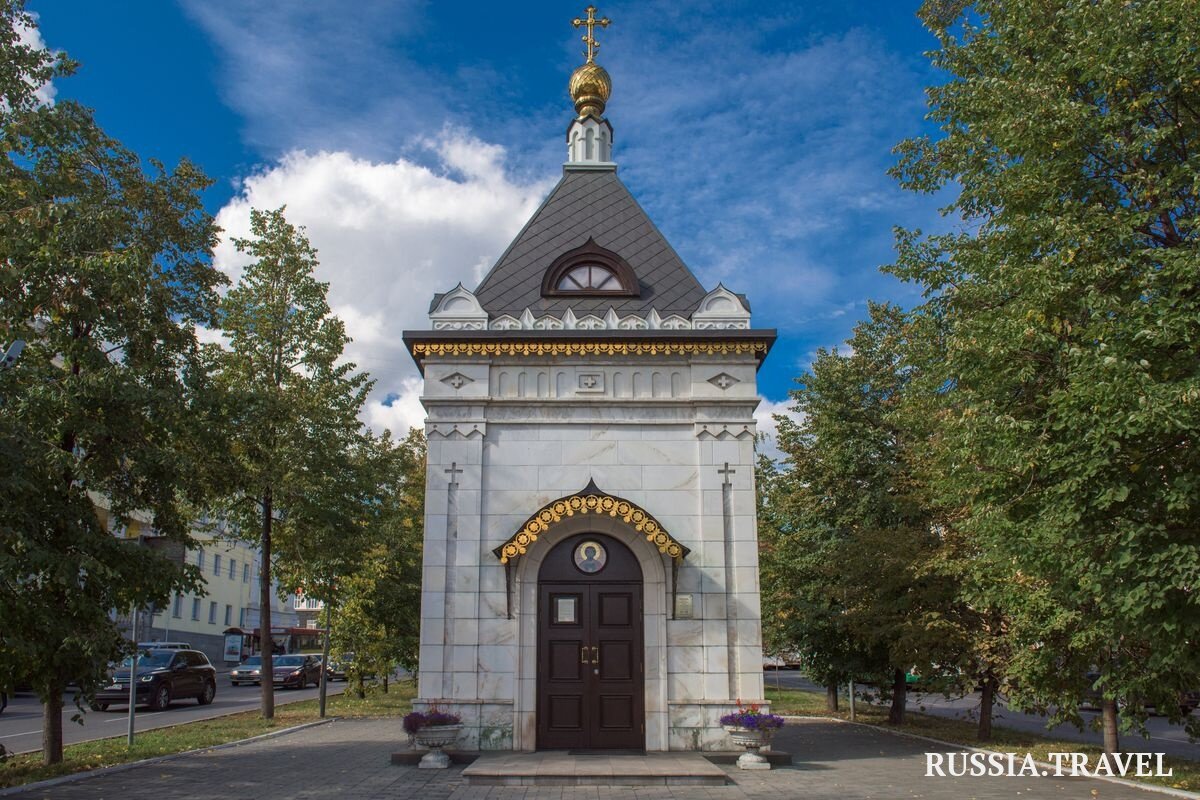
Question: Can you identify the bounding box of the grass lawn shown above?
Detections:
[766,685,1200,793]
[0,681,416,790]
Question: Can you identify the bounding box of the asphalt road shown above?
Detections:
[764,669,1200,761]
[0,675,346,756]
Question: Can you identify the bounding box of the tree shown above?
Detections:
[757,452,875,711]
[211,206,371,719]
[329,428,425,697]
[0,1,222,764]
[771,304,960,726]
[890,0,1200,753]
[275,428,425,708]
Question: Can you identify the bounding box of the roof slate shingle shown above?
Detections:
[472,168,708,319]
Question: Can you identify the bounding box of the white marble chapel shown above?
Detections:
[403,8,776,753]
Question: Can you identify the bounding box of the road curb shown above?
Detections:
[0,717,336,797]
[781,714,1200,800]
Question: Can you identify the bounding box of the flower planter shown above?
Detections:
[412,723,463,769]
[723,725,772,770]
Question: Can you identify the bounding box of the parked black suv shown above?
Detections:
[92,649,217,711]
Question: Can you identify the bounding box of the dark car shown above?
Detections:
[92,649,216,712]
[230,655,263,686]
[326,656,348,682]
[271,654,322,689]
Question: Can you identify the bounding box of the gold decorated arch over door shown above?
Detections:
[493,480,689,566]
[492,481,690,619]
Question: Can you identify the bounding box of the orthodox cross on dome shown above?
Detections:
[572,5,610,64]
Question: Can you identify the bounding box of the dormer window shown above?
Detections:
[542,237,638,298]
[558,264,620,291]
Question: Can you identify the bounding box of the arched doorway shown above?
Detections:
[536,532,644,750]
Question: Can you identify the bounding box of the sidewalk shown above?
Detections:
[6,716,1184,799]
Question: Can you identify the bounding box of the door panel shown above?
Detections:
[598,694,634,729]
[598,592,632,626]
[547,695,583,730]
[547,640,585,681]
[538,574,643,750]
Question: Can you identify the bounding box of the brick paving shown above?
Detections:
[7,717,1180,799]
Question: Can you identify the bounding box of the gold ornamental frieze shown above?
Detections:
[412,340,768,359]
[495,489,687,564]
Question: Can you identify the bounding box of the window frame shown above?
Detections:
[540,237,638,298]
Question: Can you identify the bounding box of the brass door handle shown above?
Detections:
[581,645,588,664]
[591,645,599,665]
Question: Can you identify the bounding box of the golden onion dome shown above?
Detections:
[569,62,611,119]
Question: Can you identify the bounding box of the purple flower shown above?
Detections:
[403,709,462,735]
[720,710,785,730]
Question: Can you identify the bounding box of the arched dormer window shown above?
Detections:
[541,237,639,297]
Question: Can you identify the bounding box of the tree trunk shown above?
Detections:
[41,681,63,765]
[383,673,389,694]
[826,682,839,712]
[356,673,365,700]
[1101,698,1120,755]
[259,489,275,720]
[888,668,906,725]
[978,675,995,742]
[318,602,332,718]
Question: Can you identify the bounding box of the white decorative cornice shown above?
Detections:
[484,305,723,331]
[691,284,751,330]
[429,284,488,331]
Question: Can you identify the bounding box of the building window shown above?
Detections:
[197,550,205,571]
[556,263,620,291]
[224,604,232,626]
[213,554,222,576]
[172,595,183,618]
[191,598,200,620]
[540,238,638,297]
[238,607,245,627]
[229,559,236,580]
[208,601,217,624]
[243,564,250,583]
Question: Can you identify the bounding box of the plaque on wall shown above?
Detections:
[674,593,694,619]
[554,595,578,624]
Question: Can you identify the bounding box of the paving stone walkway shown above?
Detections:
[7,717,1181,799]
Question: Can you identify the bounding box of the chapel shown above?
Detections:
[403,6,775,752]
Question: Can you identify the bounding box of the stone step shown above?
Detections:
[461,751,732,786]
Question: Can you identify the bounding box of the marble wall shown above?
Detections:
[413,354,768,751]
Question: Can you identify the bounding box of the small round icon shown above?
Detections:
[573,540,607,574]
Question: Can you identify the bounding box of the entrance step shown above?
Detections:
[462,751,731,786]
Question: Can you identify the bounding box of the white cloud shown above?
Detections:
[13,12,56,106]
[211,131,554,436]
[754,396,802,465]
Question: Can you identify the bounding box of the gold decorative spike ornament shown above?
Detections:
[495,491,687,564]
[569,6,612,118]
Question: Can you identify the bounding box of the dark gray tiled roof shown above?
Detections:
[473,168,709,319]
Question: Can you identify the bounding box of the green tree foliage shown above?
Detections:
[331,428,425,696]
[890,0,1200,752]
[0,1,222,764]
[210,207,371,720]
[769,304,960,725]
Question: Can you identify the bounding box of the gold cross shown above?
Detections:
[572,5,610,64]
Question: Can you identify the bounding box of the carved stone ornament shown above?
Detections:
[440,372,474,390]
[707,372,740,390]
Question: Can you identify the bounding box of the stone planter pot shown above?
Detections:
[723,725,772,770]
[412,723,463,769]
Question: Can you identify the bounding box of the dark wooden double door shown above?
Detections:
[537,535,644,750]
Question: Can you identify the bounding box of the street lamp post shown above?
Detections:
[127,607,138,746]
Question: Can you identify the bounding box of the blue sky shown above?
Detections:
[30,0,948,440]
